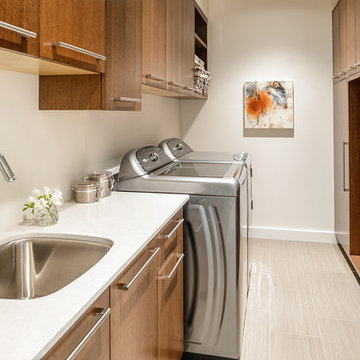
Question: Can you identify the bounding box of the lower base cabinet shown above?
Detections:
[110,242,160,360]
[43,290,110,360]
[43,210,184,360]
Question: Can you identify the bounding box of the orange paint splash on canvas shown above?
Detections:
[246,90,273,119]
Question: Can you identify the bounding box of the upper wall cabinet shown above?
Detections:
[142,0,167,88]
[166,0,183,88]
[40,0,106,73]
[103,0,142,110]
[182,0,195,90]
[0,0,39,56]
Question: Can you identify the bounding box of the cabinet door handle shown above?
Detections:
[159,219,184,239]
[146,74,166,82]
[168,81,184,88]
[110,97,142,103]
[52,41,106,61]
[118,247,160,291]
[343,142,349,192]
[0,21,37,38]
[159,253,184,280]
[65,308,111,360]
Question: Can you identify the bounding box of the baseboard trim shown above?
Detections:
[250,226,336,244]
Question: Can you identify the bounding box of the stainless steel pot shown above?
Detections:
[86,171,115,198]
[73,180,100,203]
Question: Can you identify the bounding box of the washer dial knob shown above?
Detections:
[149,152,159,162]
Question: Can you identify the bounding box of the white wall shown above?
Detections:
[181,0,336,242]
[0,70,180,228]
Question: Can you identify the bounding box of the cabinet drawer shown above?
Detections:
[43,289,110,360]
[0,0,39,56]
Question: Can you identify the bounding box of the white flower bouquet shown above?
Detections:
[23,187,63,225]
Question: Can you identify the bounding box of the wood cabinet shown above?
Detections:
[182,0,195,90]
[110,210,184,360]
[166,0,183,87]
[157,222,184,360]
[43,210,184,360]
[40,0,106,73]
[103,0,142,111]
[43,290,110,360]
[0,0,39,56]
[39,0,142,111]
[110,240,160,360]
[142,0,167,88]
[333,4,341,77]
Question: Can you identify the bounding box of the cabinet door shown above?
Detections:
[333,4,341,77]
[166,0,183,88]
[103,0,142,111]
[40,0,105,73]
[110,243,160,360]
[142,0,167,87]
[158,227,184,360]
[346,0,356,69]
[339,0,348,73]
[334,80,350,255]
[182,0,195,89]
[355,0,360,63]
[43,290,110,360]
[0,0,38,56]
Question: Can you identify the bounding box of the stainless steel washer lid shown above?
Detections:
[158,138,193,160]
[116,146,246,197]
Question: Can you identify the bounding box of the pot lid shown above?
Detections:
[86,171,113,180]
[73,180,98,190]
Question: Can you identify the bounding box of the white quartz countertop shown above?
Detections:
[0,192,189,360]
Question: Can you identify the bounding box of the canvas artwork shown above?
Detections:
[244,81,294,130]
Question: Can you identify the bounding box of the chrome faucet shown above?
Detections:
[0,152,15,182]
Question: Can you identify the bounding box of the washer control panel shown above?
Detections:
[136,146,172,173]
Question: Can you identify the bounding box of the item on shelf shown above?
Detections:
[22,187,63,226]
[86,171,115,198]
[194,66,211,96]
[194,55,205,68]
[73,180,101,203]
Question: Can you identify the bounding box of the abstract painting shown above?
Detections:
[244,81,294,136]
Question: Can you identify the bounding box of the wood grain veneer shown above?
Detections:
[0,0,39,56]
[166,0,183,85]
[348,78,360,255]
[39,75,102,110]
[43,290,110,360]
[333,4,341,76]
[110,237,159,360]
[142,0,166,86]
[103,0,142,111]
[40,0,105,73]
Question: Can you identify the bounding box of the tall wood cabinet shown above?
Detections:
[333,0,360,272]
[0,0,39,56]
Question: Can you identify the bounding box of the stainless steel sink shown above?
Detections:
[0,235,113,299]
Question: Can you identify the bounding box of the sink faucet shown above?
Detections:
[0,152,15,182]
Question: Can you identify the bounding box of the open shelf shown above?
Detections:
[195,3,207,45]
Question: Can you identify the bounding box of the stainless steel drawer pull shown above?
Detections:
[146,74,166,82]
[65,308,111,360]
[160,219,184,239]
[52,41,106,61]
[159,253,184,280]
[0,21,37,38]
[111,97,142,103]
[168,81,184,88]
[118,247,160,291]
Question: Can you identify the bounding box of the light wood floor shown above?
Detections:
[241,239,360,360]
